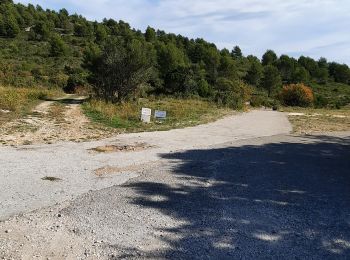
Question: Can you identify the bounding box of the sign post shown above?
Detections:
[141,108,152,123]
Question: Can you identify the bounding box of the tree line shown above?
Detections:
[0,0,349,107]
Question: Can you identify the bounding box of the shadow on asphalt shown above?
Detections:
[125,135,350,259]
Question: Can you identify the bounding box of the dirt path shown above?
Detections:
[0,95,115,146]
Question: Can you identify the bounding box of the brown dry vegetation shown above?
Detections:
[0,86,62,117]
[283,107,350,134]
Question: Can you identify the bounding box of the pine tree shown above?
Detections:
[4,15,20,37]
[261,65,282,96]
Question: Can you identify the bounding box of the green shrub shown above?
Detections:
[197,79,211,97]
[214,91,243,109]
[64,74,86,93]
[314,95,329,108]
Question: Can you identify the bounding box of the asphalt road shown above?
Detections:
[1,133,350,259]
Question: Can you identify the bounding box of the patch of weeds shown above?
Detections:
[22,140,32,145]
[41,176,62,182]
[89,142,153,153]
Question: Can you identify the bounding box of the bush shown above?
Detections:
[280,83,314,107]
[49,35,68,57]
[314,94,329,108]
[214,91,243,109]
[250,94,271,107]
[197,79,211,97]
[64,73,87,93]
[0,87,48,113]
[213,79,251,109]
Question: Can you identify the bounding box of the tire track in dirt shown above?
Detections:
[0,95,116,146]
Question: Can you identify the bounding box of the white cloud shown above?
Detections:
[15,0,350,64]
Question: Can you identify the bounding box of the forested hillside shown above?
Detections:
[1,0,350,108]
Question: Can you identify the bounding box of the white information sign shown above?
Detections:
[141,107,152,123]
[141,108,152,116]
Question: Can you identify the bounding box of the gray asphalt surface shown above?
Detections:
[1,133,349,259]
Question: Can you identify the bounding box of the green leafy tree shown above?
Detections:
[197,78,211,97]
[203,45,221,84]
[329,62,350,84]
[31,21,51,41]
[318,57,328,69]
[59,8,69,17]
[156,42,189,93]
[262,50,277,66]
[276,55,296,83]
[218,54,239,81]
[2,14,20,37]
[316,57,329,83]
[0,0,14,5]
[261,65,282,96]
[94,24,108,43]
[244,61,263,86]
[61,19,74,34]
[74,22,93,37]
[298,56,319,78]
[231,45,243,59]
[316,68,329,84]
[49,34,68,56]
[292,66,309,83]
[84,38,156,102]
[0,14,5,35]
[145,26,156,42]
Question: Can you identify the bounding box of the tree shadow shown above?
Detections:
[123,135,350,259]
[43,96,89,105]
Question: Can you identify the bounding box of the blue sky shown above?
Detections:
[15,0,350,64]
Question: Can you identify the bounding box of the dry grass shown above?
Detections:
[48,103,66,123]
[0,86,63,123]
[89,143,153,153]
[83,98,232,132]
[282,107,350,134]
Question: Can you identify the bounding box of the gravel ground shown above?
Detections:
[2,110,350,259]
[0,133,349,259]
[0,110,291,220]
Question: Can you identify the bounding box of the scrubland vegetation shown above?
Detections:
[0,0,349,130]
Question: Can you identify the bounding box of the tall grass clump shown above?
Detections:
[0,86,62,114]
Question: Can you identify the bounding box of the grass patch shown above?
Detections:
[282,106,350,134]
[0,86,63,122]
[82,98,232,132]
